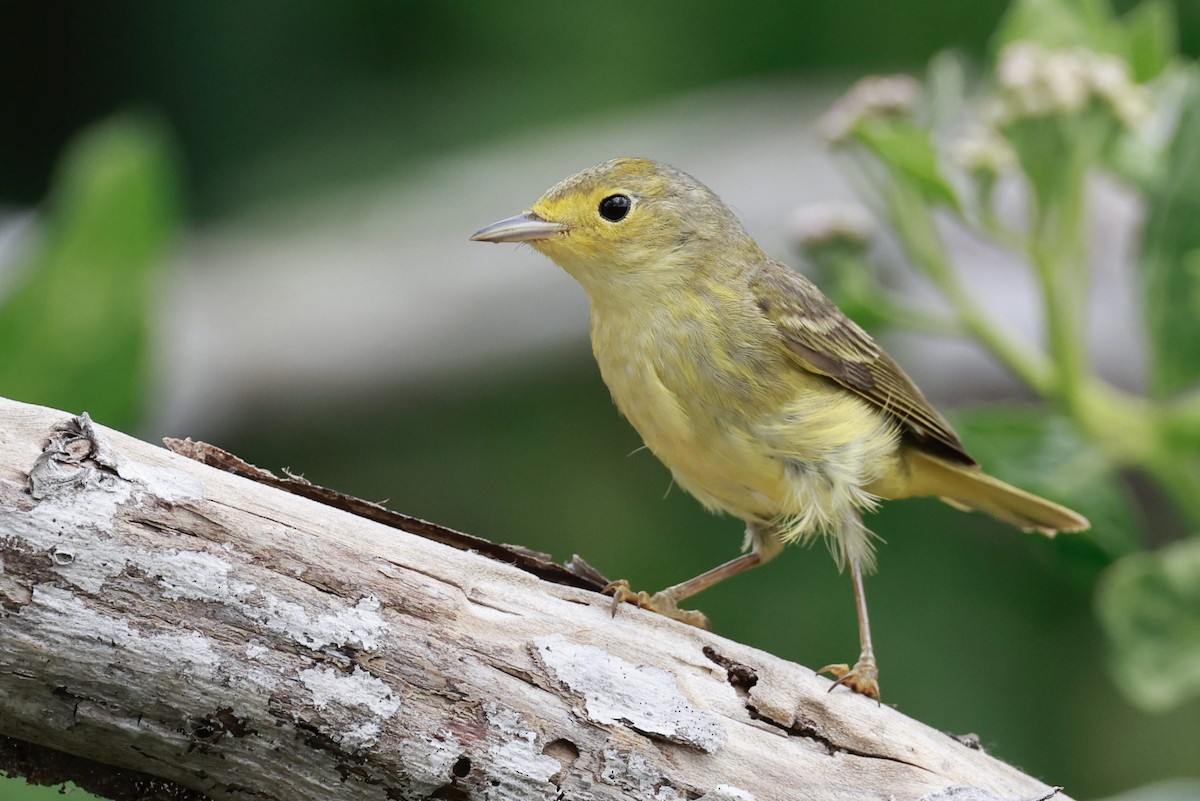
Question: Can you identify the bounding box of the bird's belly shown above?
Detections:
[592,333,792,522]
[594,333,901,531]
[614,368,788,520]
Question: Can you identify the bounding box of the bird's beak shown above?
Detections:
[470,212,568,243]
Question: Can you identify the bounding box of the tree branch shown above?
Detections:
[0,397,1067,801]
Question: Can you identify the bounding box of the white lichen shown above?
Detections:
[534,634,726,753]
[697,787,757,801]
[395,733,464,796]
[600,748,685,801]
[483,702,562,801]
[115,460,204,504]
[146,549,257,603]
[299,665,402,719]
[9,585,221,688]
[338,720,383,752]
[260,594,387,651]
[917,787,1014,801]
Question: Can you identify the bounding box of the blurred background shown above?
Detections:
[2,2,1199,799]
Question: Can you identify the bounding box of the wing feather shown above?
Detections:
[751,260,975,465]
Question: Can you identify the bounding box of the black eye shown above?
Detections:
[598,194,631,222]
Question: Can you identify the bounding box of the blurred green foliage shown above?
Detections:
[952,408,1139,559]
[7,0,1184,219]
[995,0,1176,78]
[803,0,1200,721]
[0,115,181,432]
[1140,75,1200,399]
[1098,538,1200,710]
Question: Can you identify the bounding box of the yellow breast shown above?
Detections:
[590,278,902,527]
[586,280,901,539]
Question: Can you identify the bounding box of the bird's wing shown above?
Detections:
[750,259,976,465]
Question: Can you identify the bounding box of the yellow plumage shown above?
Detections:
[471,157,1088,700]
[585,269,900,572]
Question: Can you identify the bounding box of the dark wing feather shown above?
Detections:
[751,260,976,466]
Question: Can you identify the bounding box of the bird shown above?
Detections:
[470,157,1089,701]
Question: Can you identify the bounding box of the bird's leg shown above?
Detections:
[604,552,763,630]
[818,555,881,702]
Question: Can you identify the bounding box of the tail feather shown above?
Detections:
[906,450,1090,535]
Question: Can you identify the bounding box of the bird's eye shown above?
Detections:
[598,194,632,222]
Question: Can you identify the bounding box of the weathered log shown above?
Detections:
[0,397,1066,801]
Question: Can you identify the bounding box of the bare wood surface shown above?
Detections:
[0,397,1068,801]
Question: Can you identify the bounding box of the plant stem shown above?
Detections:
[1067,373,1200,530]
[1028,147,1092,418]
[821,253,965,337]
[882,181,1056,394]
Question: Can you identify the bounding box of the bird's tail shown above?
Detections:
[906,450,1090,535]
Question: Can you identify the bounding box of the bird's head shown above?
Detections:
[471,158,754,293]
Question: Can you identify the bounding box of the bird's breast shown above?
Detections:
[587,293,798,521]
[586,287,901,530]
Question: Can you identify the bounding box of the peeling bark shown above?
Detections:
[0,398,1068,801]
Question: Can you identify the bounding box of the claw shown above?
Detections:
[818,658,881,704]
[601,580,712,630]
[602,579,651,616]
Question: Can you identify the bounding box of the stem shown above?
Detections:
[822,253,964,337]
[948,284,1056,395]
[1028,147,1091,417]
[1072,378,1200,530]
[881,181,1056,394]
[1072,378,1155,463]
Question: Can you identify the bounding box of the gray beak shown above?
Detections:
[470,212,568,243]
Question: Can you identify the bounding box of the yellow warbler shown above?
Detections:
[471,158,1088,700]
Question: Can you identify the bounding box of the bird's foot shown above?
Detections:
[602,579,712,630]
[818,655,881,703]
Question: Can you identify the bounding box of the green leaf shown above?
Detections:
[993,0,1126,56]
[1097,538,1200,711]
[854,119,961,211]
[950,406,1138,558]
[0,114,182,432]
[1122,0,1177,82]
[1139,72,1200,398]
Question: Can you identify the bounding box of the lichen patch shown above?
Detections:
[534,634,726,753]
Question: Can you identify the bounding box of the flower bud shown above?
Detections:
[819,75,922,144]
[788,201,876,255]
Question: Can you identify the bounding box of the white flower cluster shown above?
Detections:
[953,42,1150,175]
[818,75,922,143]
[954,124,1017,175]
[788,201,876,250]
[990,41,1150,128]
